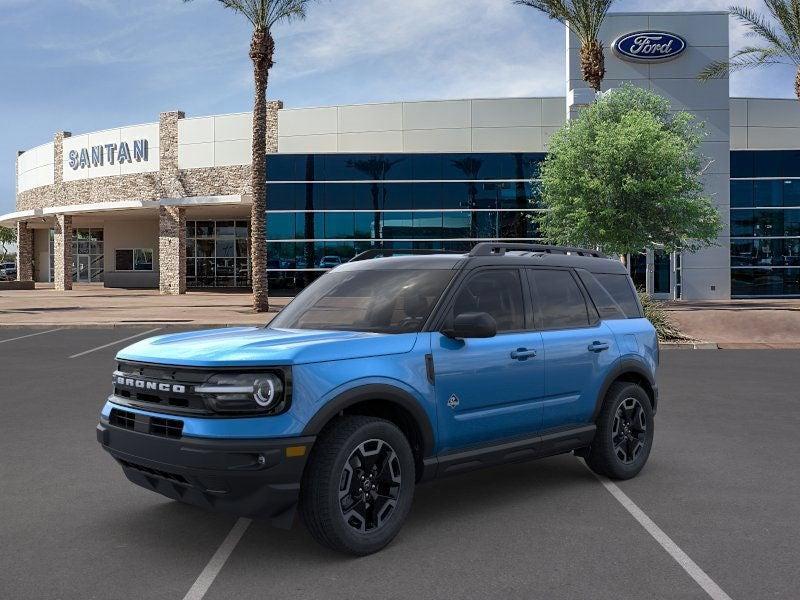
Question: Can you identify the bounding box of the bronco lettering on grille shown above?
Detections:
[115,376,186,394]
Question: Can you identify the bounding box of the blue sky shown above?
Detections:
[1,0,797,215]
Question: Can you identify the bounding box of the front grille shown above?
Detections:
[118,459,189,484]
[109,408,136,430]
[112,362,213,415]
[108,408,184,439]
[149,416,183,439]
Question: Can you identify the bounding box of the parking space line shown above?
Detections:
[68,328,162,359]
[182,518,252,600]
[588,468,733,600]
[0,328,63,345]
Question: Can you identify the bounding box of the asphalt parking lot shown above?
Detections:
[1,327,799,600]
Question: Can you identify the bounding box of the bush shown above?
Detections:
[638,292,692,342]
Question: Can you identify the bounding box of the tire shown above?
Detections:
[299,416,415,556]
[584,382,654,480]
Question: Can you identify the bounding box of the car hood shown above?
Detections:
[116,327,418,367]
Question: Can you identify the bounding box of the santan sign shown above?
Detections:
[67,139,149,170]
[613,31,687,62]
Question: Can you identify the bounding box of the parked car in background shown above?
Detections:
[1,262,16,281]
[97,243,658,555]
[319,255,343,269]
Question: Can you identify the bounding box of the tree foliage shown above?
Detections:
[537,84,722,256]
[698,2,800,100]
[515,0,615,91]
[0,226,15,262]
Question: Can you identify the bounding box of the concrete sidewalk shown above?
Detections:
[0,284,287,327]
[665,299,800,348]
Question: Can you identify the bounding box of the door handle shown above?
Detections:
[510,348,537,361]
[588,341,610,352]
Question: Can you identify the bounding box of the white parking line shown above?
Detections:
[182,518,252,600]
[588,468,734,600]
[68,328,162,359]
[0,328,63,345]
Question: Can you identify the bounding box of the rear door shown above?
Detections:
[526,268,619,431]
[431,267,545,453]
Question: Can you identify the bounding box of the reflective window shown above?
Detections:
[447,269,526,332]
[732,268,800,296]
[730,181,753,208]
[71,228,104,283]
[187,220,250,288]
[529,269,590,329]
[270,268,455,333]
[593,272,642,318]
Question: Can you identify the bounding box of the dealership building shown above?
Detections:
[4,10,800,299]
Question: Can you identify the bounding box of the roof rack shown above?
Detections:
[348,248,461,262]
[468,242,606,258]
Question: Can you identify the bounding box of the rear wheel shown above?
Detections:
[299,416,415,555]
[584,382,654,479]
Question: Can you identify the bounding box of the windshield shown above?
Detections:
[270,269,455,334]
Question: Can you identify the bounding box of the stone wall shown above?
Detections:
[53,214,72,291]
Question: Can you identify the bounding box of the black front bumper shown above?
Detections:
[97,420,315,528]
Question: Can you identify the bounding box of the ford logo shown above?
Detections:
[613,31,686,62]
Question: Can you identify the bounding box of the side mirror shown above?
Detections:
[443,312,497,339]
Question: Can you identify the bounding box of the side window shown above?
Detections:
[593,273,642,318]
[576,269,627,320]
[528,269,590,329]
[449,269,525,332]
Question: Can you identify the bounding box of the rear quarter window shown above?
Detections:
[584,271,642,319]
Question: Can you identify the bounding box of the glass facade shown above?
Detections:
[264,153,545,292]
[731,151,800,296]
[186,220,251,288]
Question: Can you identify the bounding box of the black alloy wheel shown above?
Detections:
[612,397,648,465]
[338,439,402,533]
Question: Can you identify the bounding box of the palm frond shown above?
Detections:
[515,0,615,43]
[764,0,800,46]
[699,46,789,80]
[730,5,800,64]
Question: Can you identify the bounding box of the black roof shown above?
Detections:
[340,243,628,275]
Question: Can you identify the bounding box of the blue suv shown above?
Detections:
[97,243,658,555]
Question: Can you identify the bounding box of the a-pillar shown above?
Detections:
[53,214,73,291]
[158,205,186,295]
[16,221,33,282]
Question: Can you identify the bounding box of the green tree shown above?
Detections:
[0,226,15,263]
[184,0,315,311]
[537,84,722,260]
[699,2,800,100]
[514,0,615,91]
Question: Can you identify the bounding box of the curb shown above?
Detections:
[660,341,719,350]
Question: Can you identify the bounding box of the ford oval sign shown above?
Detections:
[613,31,687,63]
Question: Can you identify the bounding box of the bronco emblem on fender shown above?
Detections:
[447,394,460,409]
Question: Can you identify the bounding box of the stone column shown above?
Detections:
[159,111,186,200]
[16,221,34,282]
[159,205,186,295]
[53,214,73,291]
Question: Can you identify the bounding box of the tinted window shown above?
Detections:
[577,270,627,320]
[270,269,454,334]
[448,269,525,332]
[593,273,642,318]
[529,269,590,329]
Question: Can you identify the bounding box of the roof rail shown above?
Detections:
[348,248,461,262]
[468,242,606,258]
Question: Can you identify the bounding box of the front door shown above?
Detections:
[526,268,619,430]
[432,268,545,453]
[77,255,90,282]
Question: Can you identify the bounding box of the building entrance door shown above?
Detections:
[76,256,90,282]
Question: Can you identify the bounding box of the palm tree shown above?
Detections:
[515,0,615,92]
[699,2,800,101]
[185,0,314,312]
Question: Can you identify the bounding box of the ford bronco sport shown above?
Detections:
[97,243,658,555]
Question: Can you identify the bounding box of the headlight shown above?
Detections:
[195,372,286,414]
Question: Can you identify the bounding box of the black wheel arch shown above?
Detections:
[302,384,435,481]
[593,359,658,420]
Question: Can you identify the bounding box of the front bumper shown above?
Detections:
[97,419,315,528]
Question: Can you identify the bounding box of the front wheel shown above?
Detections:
[299,416,415,555]
[584,382,654,480]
